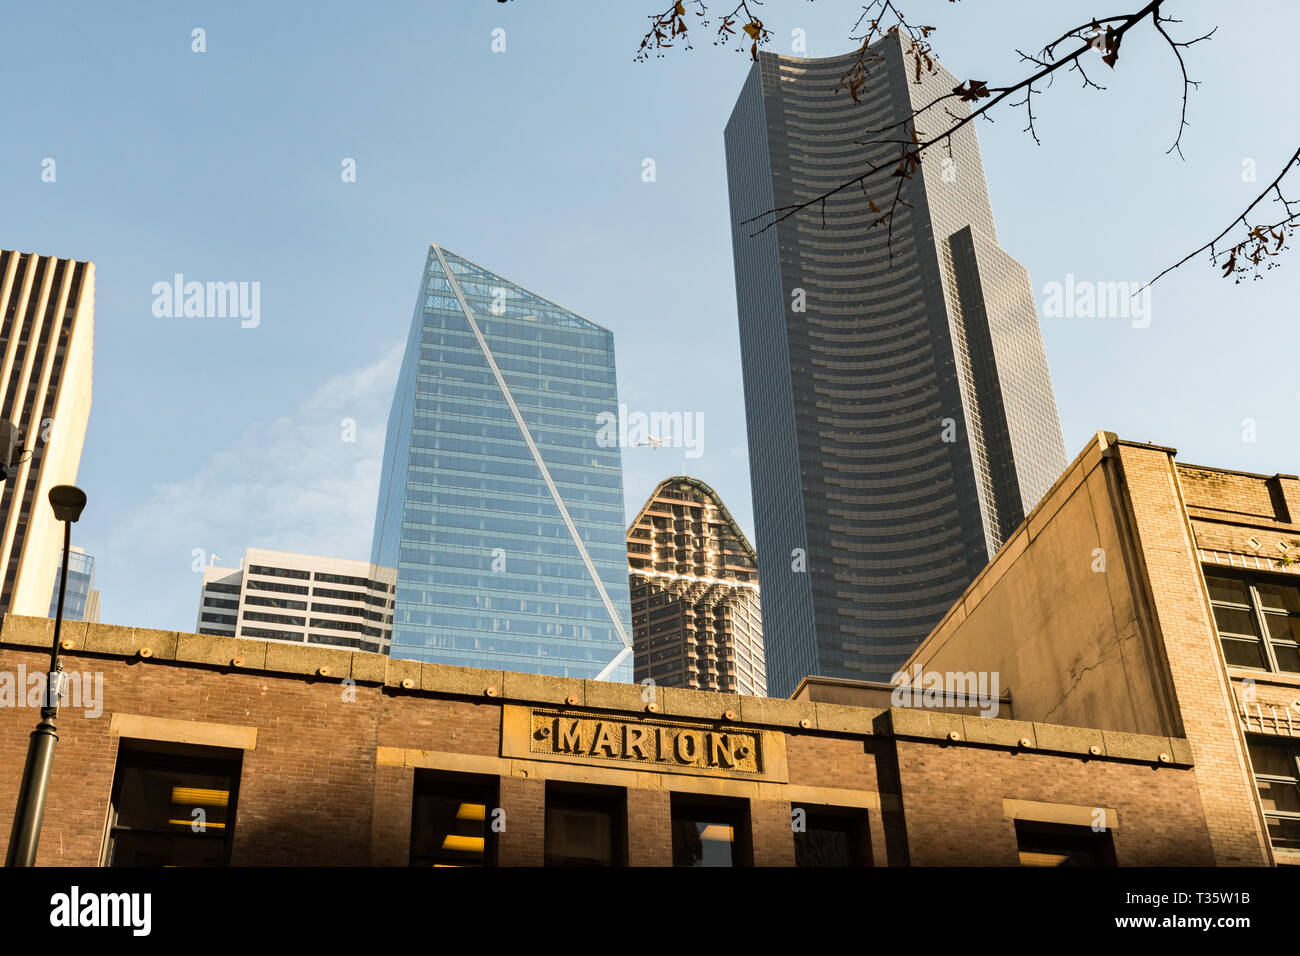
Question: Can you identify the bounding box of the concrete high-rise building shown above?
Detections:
[195,548,396,654]
[50,545,99,623]
[0,250,94,619]
[628,476,766,696]
[724,37,1067,694]
[371,244,634,680]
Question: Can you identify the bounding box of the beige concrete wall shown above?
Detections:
[4,258,94,617]
[904,431,1178,737]
[903,432,1276,865]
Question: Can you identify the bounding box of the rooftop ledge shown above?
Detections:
[0,613,1192,767]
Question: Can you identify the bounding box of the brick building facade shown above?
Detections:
[0,613,1214,866]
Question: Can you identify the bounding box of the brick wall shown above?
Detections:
[0,622,1220,868]
[1178,467,1284,520]
[750,798,795,865]
[893,738,1214,865]
[496,776,545,866]
[1116,443,1273,865]
[370,765,414,865]
[0,647,381,866]
[1178,466,1300,525]
[625,788,672,865]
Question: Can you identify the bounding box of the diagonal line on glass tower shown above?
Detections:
[371,244,634,681]
[725,35,1068,695]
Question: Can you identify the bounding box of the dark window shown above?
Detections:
[671,796,751,867]
[310,618,375,635]
[243,611,305,626]
[204,583,241,595]
[314,571,369,588]
[544,784,624,866]
[410,771,497,867]
[244,594,308,611]
[103,741,241,867]
[793,805,869,867]
[1015,821,1117,866]
[247,564,310,580]
[239,627,303,642]
[313,586,367,602]
[1247,736,1300,853]
[246,579,309,596]
[311,602,365,617]
[1205,571,1300,674]
[308,632,369,649]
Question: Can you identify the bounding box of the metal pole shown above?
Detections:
[5,520,70,866]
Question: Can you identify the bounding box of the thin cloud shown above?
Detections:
[96,341,403,629]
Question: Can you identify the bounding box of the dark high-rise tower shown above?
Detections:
[724,37,1067,694]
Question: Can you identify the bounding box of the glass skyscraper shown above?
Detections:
[724,36,1068,694]
[371,244,634,681]
[50,546,98,623]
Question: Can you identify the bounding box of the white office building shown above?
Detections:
[196,548,397,654]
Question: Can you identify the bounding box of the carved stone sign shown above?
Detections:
[501,706,784,780]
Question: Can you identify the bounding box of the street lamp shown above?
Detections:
[5,484,86,867]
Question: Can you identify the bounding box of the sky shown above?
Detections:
[1,0,1296,631]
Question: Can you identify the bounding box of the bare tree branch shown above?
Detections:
[1147,146,1300,286]
[1151,12,1216,158]
[636,0,1298,284]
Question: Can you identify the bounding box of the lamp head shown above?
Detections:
[48,485,86,523]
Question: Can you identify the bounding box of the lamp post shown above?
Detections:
[5,484,86,867]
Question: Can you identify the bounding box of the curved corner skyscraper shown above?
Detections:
[724,36,1067,695]
[371,244,634,681]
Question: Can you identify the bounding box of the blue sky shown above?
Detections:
[2,0,1295,631]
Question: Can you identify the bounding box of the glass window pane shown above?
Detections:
[1247,739,1300,853]
[1265,816,1300,851]
[545,804,615,866]
[1264,612,1300,643]
[794,810,866,866]
[1269,641,1300,673]
[1015,821,1115,866]
[1257,582,1300,613]
[410,776,495,867]
[107,748,239,868]
[1213,605,1257,637]
[114,766,233,831]
[110,830,229,867]
[672,807,740,867]
[1220,637,1265,669]
[1248,740,1298,777]
[1263,816,1300,853]
[1206,575,1249,605]
[1257,779,1300,815]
